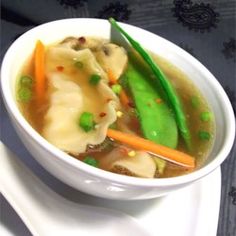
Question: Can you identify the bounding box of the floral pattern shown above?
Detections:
[172,0,220,32]
[222,38,236,62]
[96,2,131,22]
[57,0,87,9]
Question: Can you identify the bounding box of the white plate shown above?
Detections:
[77,167,221,236]
[0,144,221,236]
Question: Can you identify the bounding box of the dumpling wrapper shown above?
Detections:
[60,37,128,80]
[43,47,119,154]
[100,148,156,178]
[94,43,128,80]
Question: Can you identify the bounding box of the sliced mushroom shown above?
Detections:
[100,148,156,178]
[94,43,128,80]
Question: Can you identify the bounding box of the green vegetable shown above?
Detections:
[198,131,211,140]
[112,84,122,95]
[83,156,98,167]
[109,122,117,130]
[125,63,178,148]
[200,111,211,122]
[109,18,191,150]
[74,61,83,68]
[153,156,166,175]
[18,87,32,102]
[79,112,96,132]
[191,96,200,108]
[20,75,33,87]
[89,74,101,85]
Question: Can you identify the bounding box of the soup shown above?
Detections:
[16,34,214,178]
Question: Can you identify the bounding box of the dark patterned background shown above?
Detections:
[1,0,236,235]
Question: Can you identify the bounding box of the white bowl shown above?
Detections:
[1,19,235,200]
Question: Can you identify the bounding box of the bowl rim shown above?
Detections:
[1,18,235,187]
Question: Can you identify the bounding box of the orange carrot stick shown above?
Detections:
[107,129,195,169]
[119,89,130,107]
[107,68,117,85]
[34,40,45,104]
[107,68,130,107]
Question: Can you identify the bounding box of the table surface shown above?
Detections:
[1,1,236,236]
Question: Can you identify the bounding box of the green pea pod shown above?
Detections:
[109,18,191,150]
[125,63,178,148]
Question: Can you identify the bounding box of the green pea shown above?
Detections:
[18,87,32,102]
[83,156,98,167]
[198,131,211,140]
[20,75,33,87]
[191,96,200,108]
[200,112,211,122]
[89,74,101,85]
[79,112,96,132]
[112,84,122,95]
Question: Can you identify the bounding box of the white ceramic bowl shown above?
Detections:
[1,19,235,200]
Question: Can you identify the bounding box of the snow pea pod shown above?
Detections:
[125,63,178,148]
[109,18,191,150]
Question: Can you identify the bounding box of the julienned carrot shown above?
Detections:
[119,89,130,107]
[107,68,130,107]
[107,68,117,85]
[107,129,195,169]
[35,40,45,104]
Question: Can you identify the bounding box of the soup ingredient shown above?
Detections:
[94,43,128,80]
[83,156,98,167]
[34,40,46,104]
[20,75,33,87]
[112,84,122,95]
[119,89,130,107]
[100,148,156,178]
[107,129,195,168]
[74,61,83,69]
[89,74,101,85]
[153,157,166,175]
[109,18,191,150]
[127,150,136,157]
[198,131,211,140]
[200,111,211,122]
[17,75,33,102]
[107,68,130,107]
[43,47,118,153]
[79,112,96,132]
[125,63,178,148]
[107,69,117,85]
[18,87,32,102]
[191,96,200,108]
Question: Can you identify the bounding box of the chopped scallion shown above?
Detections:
[109,122,117,130]
[20,75,33,87]
[198,131,211,140]
[112,84,122,95]
[89,74,101,85]
[74,61,83,69]
[18,87,32,102]
[79,112,96,132]
[83,156,98,167]
[200,112,211,122]
[191,96,200,108]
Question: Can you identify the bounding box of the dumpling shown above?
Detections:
[94,43,128,80]
[60,37,128,80]
[43,47,119,154]
[99,148,156,178]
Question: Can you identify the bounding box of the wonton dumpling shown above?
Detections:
[43,47,119,154]
[94,43,128,80]
[100,148,156,178]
